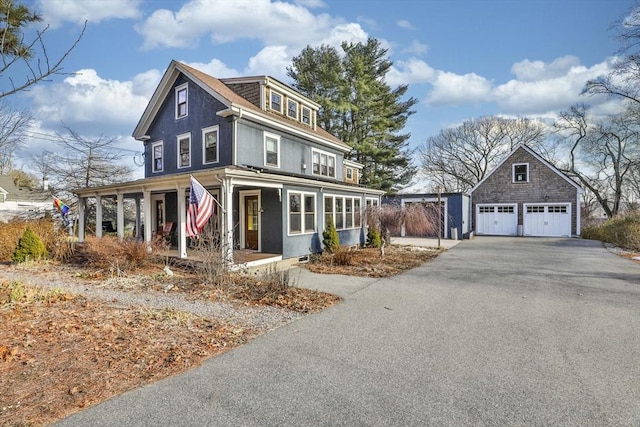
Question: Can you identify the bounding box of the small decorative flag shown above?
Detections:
[186,176,215,237]
[53,196,70,217]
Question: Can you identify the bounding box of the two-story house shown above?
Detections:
[74,60,383,265]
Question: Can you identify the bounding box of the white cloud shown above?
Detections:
[294,0,326,8]
[511,55,582,82]
[27,68,152,135]
[245,46,291,78]
[426,71,493,106]
[493,58,615,114]
[135,0,342,51]
[183,59,240,79]
[36,0,142,27]
[397,19,415,30]
[387,58,437,86]
[401,40,428,56]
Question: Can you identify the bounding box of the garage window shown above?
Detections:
[497,206,514,213]
[479,206,494,213]
[513,163,529,182]
[527,206,544,213]
[549,206,567,213]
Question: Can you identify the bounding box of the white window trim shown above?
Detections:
[287,191,316,235]
[312,148,337,178]
[270,90,283,114]
[324,194,362,231]
[264,132,280,168]
[202,125,220,165]
[175,83,188,119]
[151,141,163,173]
[513,162,529,183]
[287,99,298,119]
[177,132,191,169]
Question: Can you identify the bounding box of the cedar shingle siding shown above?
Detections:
[224,82,261,108]
[472,146,580,235]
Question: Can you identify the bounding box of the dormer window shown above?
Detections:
[175,84,188,119]
[270,91,282,113]
[302,106,311,125]
[287,99,298,119]
[513,163,529,182]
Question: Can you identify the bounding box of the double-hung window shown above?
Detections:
[513,163,529,182]
[270,91,282,113]
[288,191,316,235]
[175,84,188,119]
[177,133,191,168]
[312,149,336,178]
[202,125,219,164]
[152,141,163,173]
[287,99,298,119]
[302,106,311,125]
[264,132,280,167]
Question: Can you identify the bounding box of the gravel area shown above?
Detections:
[0,264,305,332]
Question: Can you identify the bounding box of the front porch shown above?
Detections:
[74,167,285,265]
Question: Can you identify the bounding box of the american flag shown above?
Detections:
[186,176,215,237]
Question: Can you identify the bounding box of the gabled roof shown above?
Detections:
[132,60,349,152]
[0,175,50,202]
[470,144,583,193]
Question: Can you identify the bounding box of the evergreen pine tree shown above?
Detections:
[12,227,47,263]
[322,216,340,253]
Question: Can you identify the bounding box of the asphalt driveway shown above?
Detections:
[56,237,640,426]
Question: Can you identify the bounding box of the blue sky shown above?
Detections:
[9,0,637,178]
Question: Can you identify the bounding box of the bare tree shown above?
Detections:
[419,116,548,192]
[44,125,133,194]
[0,0,85,99]
[554,103,640,218]
[0,101,31,173]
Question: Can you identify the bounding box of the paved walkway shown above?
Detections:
[56,237,640,426]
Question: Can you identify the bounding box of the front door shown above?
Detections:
[245,195,259,250]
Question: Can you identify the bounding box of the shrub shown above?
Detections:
[12,227,48,263]
[332,246,355,266]
[598,213,640,251]
[79,236,154,273]
[322,216,339,253]
[0,219,58,262]
[366,227,382,248]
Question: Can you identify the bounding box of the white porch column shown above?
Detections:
[177,184,188,258]
[134,196,141,240]
[222,177,234,264]
[78,197,85,242]
[143,189,152,243]
[95,195,103,238]
[116,192,125,240]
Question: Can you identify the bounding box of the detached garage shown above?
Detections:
[471,144,582,237]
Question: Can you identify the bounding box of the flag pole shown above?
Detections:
[190,175,226,213]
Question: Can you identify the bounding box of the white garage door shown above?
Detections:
[523,204,571,237]
[476,204,518,236]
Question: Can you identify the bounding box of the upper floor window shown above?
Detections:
[177,133,191,168]
[270,90,282,113]
[312,149,336,178]
[287,99,298,119]
[264,132,280,167]
[175,84,188,119]
[152,141,163,173]
[513,163,529,183]
[302,106,311,125]
[288,191,316,235]
[346,167,353,180]
[202,125,219,164]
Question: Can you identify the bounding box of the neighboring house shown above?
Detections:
[0,175,51,222]
[471,144,583,237]
[74,60,384,265]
